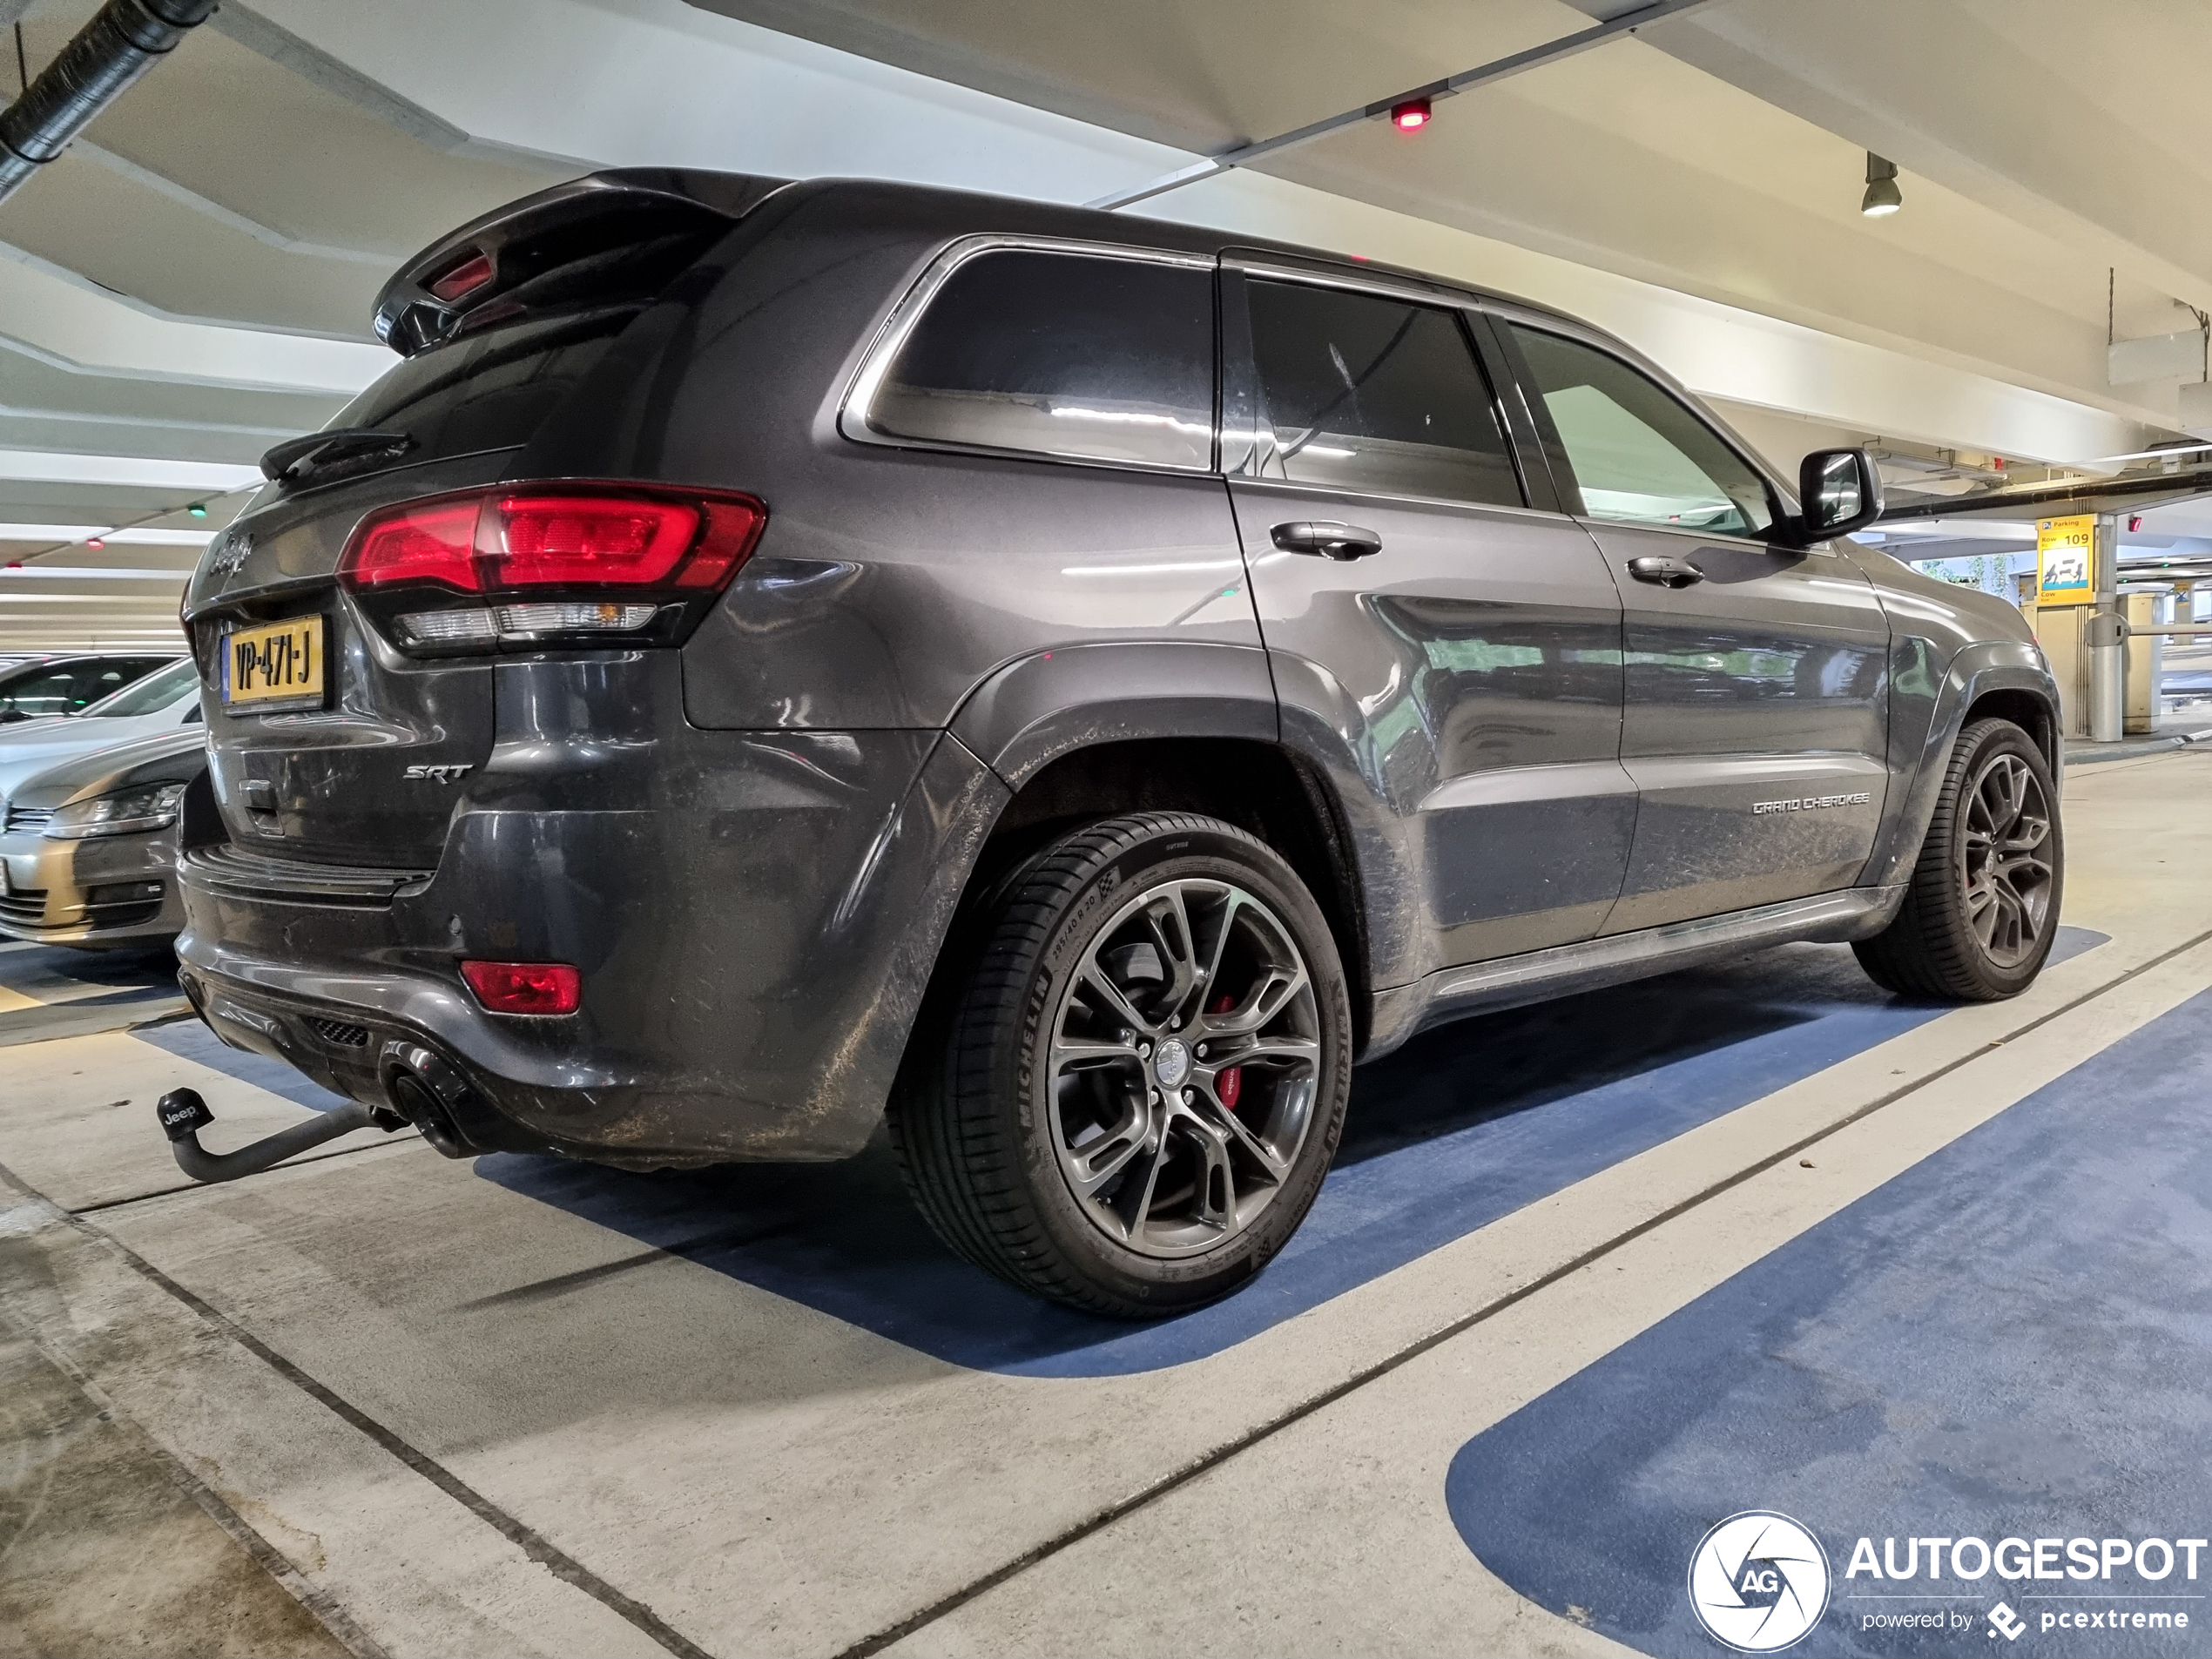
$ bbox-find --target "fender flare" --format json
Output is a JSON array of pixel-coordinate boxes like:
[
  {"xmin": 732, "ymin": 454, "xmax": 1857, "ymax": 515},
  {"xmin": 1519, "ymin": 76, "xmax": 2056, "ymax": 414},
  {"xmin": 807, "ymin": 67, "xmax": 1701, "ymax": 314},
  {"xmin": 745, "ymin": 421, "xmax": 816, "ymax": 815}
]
[
  {"xmin": 1861, "ymin": 639, "xmax": 2060, "ymax": 888},
  {"xmin": 947, "ymin": 640, "xmax": 1278, "ymax": 787}
]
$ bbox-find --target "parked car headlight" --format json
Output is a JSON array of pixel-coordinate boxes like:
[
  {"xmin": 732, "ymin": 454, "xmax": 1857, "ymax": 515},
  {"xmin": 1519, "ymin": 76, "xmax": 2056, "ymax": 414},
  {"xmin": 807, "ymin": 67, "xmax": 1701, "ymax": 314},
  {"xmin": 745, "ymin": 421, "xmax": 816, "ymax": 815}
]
[{"xmin": 43, "ymin": 782, "xmax": 187, "ymax": 840}]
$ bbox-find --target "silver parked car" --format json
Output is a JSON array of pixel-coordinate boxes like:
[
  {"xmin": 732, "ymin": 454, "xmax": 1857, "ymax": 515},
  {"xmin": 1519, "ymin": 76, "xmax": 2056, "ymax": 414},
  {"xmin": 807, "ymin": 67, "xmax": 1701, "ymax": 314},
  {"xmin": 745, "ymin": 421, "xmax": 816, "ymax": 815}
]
[
  {"xmin": 0, "ymin": 657, "xmax": 201, "ymax": 808},
  {"xmin": 0, "ymin": 726, "xmax": 203, "ymax": 948}
]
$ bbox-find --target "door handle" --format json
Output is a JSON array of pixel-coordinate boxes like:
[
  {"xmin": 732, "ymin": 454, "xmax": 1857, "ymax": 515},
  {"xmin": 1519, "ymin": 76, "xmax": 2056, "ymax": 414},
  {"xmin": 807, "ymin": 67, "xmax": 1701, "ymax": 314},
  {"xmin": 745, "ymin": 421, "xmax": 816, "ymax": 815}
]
[
  {"xmin": 1626, "ymin": 554, "xmax": 1705, "ymax": 589},
  {"xmin": 1271, "ymin": 520, "xmax": 1383, "ymax": 561}
]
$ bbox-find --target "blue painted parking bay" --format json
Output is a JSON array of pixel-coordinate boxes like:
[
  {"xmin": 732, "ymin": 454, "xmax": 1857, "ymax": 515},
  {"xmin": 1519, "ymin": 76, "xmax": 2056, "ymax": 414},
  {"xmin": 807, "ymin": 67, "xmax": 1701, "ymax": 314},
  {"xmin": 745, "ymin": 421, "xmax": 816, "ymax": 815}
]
[
  {"xmin": 118, "ymin": 927, "xmax": 2090, "ymax": 1379},
  {"xmin": 1446, "ymin": 974, "xmax": 2212, "ymax": 1657}
]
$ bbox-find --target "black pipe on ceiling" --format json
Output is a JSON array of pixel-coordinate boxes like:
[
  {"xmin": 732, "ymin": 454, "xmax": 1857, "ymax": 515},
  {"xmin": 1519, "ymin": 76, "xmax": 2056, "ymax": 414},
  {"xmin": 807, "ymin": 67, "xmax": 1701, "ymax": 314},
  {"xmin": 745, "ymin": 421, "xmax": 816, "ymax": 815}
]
[{"xmin": 0, "ymin": 0, "xmax": 218, "ymax": 205}]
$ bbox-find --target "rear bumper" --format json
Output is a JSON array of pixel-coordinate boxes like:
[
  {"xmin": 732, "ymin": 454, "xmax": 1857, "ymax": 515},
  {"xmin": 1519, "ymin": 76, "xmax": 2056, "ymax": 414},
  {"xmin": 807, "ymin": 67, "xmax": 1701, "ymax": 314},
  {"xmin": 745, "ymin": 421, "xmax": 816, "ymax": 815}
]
[
  {"xmin": 176, "ymin": 724, "xmax": 1007, "ymax": 1167},
  {"xmin": 0, "ymin": 825, "xmax": 183, "ymax": 948}
]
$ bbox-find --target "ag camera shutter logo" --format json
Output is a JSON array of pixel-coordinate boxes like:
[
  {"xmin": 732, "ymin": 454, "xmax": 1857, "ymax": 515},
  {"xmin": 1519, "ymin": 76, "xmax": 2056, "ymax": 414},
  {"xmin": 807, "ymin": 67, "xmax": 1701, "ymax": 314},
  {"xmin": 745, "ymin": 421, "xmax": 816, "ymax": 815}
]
[{"xmin": 1688, "ymin": 1511, "xmax": 1831, "ymax": 1652}]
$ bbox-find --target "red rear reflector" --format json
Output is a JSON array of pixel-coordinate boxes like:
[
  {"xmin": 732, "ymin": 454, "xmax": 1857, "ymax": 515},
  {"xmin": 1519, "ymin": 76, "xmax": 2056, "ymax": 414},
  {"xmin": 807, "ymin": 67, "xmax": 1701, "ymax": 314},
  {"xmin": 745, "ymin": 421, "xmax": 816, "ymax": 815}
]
[
  {"xmin": 496, "ymin": 497, "xmax": 699, "ymax": 586},
  {"xmin": 429, "ymin": 251, "xmax": 495, "ymax": 303},
  {"xmin": 462, "ymin": 960, "xmax": 580, "ymax": 1015}
]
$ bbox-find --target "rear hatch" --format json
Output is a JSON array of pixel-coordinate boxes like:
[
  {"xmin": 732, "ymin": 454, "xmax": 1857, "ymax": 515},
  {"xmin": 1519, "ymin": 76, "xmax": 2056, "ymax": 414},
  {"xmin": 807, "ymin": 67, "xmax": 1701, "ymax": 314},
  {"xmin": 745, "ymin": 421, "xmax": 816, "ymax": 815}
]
[{"xmin": 184, "ymin": 170, "xmax": 786, "ymax": 867}]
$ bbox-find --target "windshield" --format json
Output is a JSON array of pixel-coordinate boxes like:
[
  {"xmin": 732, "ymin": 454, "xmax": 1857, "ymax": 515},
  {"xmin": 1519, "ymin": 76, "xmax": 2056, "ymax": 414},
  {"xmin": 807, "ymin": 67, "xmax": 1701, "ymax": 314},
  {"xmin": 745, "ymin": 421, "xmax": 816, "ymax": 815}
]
[{"xmin": 78, "ymin": 657, "xmax": 195, "ymax": 717}]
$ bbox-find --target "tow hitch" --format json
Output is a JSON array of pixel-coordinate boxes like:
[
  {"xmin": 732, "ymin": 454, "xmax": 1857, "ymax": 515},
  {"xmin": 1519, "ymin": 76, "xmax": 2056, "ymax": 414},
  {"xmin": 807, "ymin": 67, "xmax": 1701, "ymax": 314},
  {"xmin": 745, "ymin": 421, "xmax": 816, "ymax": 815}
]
[{"xmin": 156, "ymin": 1089, "xmax": 401, "ymax": 1184}]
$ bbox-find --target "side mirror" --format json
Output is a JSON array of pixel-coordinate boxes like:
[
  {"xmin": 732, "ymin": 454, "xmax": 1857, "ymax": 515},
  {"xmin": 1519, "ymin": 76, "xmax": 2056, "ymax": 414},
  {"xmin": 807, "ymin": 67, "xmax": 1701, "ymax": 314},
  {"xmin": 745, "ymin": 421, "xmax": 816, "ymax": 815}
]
[{"xmin": 1789, "ymin": 448, "xmax": 1883, "ymax": 543}]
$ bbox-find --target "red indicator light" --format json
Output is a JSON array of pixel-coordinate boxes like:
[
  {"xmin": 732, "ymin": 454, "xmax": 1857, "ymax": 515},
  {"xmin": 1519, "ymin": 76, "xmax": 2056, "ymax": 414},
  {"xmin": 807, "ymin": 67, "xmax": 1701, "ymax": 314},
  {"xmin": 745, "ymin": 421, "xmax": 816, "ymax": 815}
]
[
  {"xmin": 85, "ymin": 536, "xmax": 105, "ymax": 549},
  {"xmin": 429, "ymin": 251, "xmax": 495, "ymax": 304},
  {"xmin": 462, "ymin": 960, "xmax": 581, "ymax": 1015},
  {"xmin": 1391, "ymin": 97, "xmax": 1432, "ymax": 132}
]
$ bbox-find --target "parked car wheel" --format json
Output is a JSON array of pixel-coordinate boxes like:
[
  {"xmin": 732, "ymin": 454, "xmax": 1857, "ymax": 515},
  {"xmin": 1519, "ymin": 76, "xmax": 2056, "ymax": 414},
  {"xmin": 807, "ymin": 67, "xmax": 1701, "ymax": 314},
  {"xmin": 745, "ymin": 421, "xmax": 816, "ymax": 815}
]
[
  {"xmin": 890, "ymin": 812, "xmax": 1352, "ymax": 1318},
  {"xmin": 1854, "ymin": 718, "xmax": 2062, "ymax": 1001}
]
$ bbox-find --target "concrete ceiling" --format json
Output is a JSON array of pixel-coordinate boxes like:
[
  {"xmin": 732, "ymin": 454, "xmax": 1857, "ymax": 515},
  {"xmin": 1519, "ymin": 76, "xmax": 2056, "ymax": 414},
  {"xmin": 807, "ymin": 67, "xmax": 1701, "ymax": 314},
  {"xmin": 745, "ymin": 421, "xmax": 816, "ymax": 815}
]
[{"xmin": 3, "ymin": 0, "xmax": 2209, "ymax": 647}]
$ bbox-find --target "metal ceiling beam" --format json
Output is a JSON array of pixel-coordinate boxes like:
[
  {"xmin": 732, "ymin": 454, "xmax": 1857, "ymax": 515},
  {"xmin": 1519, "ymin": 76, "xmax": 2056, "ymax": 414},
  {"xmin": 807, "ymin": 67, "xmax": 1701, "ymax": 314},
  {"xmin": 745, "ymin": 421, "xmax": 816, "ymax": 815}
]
[
  {"xmin": 1086, "ymin": 0, "xmax": 1727, "ymax": 211},
  {"xmin": 1878, "ymin": 464, "xmax": 2212, "ymax": 525}
]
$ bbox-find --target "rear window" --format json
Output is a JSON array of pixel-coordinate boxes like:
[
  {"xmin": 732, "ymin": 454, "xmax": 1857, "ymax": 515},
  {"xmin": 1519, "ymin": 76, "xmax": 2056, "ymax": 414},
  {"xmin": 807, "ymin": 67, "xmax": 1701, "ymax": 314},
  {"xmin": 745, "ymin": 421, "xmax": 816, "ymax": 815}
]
[
  {"xmin": 328, "ymin": 309, "xmax": 631, "ymax": 470},
  {"xmin": 860, "ymin": 249, "xmax": 1215, "ymax": 471}
]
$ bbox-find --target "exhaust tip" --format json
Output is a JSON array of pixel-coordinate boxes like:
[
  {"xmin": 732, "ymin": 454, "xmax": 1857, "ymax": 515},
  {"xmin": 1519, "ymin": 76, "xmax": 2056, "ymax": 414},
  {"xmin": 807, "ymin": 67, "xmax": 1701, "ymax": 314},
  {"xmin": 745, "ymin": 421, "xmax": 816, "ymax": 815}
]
[{"xmin": 388, "ymin": 1071, "xmax": 469, "ymax": 1159}]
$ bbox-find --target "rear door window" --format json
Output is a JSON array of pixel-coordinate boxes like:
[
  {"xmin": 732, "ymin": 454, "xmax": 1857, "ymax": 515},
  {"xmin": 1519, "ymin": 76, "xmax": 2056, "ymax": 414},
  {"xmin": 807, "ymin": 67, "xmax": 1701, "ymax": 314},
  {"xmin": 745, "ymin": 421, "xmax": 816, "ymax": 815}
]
[
  {"xmin": 1509, "ymin": 325, "xmax": 1776, "ymax": 537},
  {"xmin": 1244, "ymin": 279, "xmax": 1521, "ymax": 508},
  {"xmin": 860, "ymin": 248, "xmax": 1215, "ymax": 470}
]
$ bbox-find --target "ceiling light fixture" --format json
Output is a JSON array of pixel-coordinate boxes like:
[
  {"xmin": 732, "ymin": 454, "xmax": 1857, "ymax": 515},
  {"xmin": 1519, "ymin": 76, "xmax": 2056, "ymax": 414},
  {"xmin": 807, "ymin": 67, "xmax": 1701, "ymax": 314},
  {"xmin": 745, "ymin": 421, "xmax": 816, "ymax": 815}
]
[
  {"xmin": 1861, "ymin": 152, "xmax": 1902, "ymax": 217},
  {"xmin": 1390, "ymin": 97, "xmax": 1432, "ymax": 132}
]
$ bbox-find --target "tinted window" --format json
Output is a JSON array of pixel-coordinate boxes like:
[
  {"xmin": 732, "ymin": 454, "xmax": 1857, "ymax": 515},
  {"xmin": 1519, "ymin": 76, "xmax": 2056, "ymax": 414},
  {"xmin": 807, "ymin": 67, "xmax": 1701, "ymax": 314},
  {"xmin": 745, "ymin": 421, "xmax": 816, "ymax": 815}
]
[
  {"xmin": 866, "ymin": 249, "xmax": 1214, "ymax": 470},
  {"xmin": 1245, "ymin": 280, "xmax": 1520, "ymax": 507},
  {"xmin": 0, "ymin": 668, "xmax": 79, "ymax": 719},
  {"xmin": 1510, "ymin": 326, "xmax": 1775, "ymax": 537},
  {"xmin": 69, "ymin": 664, "xmax": 132, "ymax": 704},
  {"xmin": 333, "ymin": 310, "xmax": 629, "ymax": 475},
  {"xmin": 83, "ymin": 658, "xmax": 195, "ymax": 716}
]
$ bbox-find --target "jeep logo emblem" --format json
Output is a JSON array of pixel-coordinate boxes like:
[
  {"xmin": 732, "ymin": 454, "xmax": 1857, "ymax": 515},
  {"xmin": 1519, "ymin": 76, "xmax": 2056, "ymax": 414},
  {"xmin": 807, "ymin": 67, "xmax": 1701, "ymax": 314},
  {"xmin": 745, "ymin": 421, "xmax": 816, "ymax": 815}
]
[{"xmin": 206, "ymin": 531, "xmax": 252, "ymax": 577}]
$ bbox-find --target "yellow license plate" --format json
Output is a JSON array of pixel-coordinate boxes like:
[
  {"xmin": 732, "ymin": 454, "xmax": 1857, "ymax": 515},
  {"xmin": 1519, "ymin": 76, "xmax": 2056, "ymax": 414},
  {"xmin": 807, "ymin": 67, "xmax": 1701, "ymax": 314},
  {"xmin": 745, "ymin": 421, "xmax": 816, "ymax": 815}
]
[{"xmin": 222, "ymin": 615, "xmax": 326, "ymax": 709}]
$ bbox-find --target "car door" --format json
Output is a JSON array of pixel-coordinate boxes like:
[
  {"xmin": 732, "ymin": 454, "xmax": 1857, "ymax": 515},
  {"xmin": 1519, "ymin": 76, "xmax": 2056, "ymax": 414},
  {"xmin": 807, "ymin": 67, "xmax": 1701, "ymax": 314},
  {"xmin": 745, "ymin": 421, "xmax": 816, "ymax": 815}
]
[
  {"xmin": 1224, "ymin": 264, "xmax": 1632, "ymax": 974},
  {"xmin": 1500, "ymin": 321, "xmax": 1891, "ymax": 934}
]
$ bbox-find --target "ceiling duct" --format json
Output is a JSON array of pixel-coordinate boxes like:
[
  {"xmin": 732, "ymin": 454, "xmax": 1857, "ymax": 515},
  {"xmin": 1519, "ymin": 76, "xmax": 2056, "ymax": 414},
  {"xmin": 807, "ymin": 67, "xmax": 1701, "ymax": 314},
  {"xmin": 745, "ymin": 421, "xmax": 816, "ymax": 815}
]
[{"xmin": 0, "ymin": 0, "xmax": 218, "ymax": 206}]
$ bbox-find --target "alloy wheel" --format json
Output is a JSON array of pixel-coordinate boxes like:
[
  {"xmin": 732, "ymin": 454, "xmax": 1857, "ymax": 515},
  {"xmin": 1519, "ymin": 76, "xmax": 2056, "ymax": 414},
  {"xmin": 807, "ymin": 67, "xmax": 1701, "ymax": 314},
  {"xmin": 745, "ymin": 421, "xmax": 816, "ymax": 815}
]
[
  {"xmin": 1045, "ymin": 877, "xmax": 1321, "ymax": 1258},
  {"xmin": 1959, "ymin": 751, "xmax": 2054, "ymax": 968}
]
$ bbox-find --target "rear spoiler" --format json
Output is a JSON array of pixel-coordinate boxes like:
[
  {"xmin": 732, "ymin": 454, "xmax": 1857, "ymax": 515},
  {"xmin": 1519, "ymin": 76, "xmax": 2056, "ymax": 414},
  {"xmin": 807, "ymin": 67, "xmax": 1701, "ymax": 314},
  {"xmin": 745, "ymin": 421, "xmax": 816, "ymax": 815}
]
[{"xmin": 373, "ymin": 168, "xmax": 790, "ymax": 357}]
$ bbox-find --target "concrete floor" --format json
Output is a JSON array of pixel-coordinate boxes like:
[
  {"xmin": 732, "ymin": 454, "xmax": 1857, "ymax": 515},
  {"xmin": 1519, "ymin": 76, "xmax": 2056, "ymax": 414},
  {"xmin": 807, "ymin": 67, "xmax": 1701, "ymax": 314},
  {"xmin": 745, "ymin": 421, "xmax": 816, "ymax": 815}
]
[{"xmin": 3, "ymin": 746, "xmax": 2210, "ymax": 1659}]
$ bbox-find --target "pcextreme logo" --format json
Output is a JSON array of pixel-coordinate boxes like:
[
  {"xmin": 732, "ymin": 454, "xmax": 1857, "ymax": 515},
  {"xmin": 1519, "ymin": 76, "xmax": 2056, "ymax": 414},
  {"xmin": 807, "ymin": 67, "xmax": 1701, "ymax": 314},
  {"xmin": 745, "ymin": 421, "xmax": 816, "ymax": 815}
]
[{"xmin": 1689, "ymin": 1511, "xmax": 1831, "ymax": 1652}]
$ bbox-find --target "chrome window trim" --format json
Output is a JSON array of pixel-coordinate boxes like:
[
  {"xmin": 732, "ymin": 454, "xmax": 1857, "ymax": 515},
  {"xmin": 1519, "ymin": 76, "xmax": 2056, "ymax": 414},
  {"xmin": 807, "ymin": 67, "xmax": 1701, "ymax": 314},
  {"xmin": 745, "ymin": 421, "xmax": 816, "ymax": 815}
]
[
  {"xmin": 1224, "ymin": 255, "xmax": 1486, "ymax": 314},
  {"xmin": 839, "ymin": 233, "xmax": 1220, "ymax": 475}
]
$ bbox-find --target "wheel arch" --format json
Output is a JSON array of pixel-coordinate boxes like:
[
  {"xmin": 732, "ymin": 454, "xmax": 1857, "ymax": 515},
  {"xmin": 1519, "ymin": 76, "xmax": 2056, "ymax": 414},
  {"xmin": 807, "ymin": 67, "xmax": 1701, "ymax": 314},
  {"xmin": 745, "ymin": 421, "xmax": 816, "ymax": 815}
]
[{"xmin": 1862, "ymin": 641, "xmax": 2061, "ymax": 889}]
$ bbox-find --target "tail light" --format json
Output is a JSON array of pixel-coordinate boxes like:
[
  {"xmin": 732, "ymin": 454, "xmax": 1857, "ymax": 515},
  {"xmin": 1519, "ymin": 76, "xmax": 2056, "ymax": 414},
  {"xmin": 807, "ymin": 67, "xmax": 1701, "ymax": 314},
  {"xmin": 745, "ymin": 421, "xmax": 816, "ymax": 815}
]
[{"xmin": 338, "ymin": 484, "xmax": 765, "ymax": 654}]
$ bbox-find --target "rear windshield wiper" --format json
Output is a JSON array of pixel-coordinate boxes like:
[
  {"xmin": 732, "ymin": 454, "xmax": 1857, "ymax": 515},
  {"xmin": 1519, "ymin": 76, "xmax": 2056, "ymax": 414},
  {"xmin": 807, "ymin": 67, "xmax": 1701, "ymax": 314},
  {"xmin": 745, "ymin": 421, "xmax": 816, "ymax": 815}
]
[{"xmin": 260, "ymin": 427, "xmax": 416, "ymax": 482}]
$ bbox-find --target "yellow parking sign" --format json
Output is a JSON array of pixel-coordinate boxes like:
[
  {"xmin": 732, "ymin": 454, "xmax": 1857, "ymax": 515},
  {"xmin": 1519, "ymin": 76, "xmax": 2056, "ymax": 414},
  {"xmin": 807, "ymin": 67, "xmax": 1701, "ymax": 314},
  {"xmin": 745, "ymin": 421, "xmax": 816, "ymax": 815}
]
[{"xmin": 2036, "ymin": 514, "xmax": 2094, "ymax": 604}]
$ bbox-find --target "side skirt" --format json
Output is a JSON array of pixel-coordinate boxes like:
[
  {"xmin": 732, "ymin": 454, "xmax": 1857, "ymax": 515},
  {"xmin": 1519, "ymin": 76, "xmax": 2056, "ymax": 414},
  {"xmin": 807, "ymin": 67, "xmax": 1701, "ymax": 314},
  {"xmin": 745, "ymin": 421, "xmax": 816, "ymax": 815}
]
[{"xmin": 1362, "ymin": 885, "xmax": 1908, "ymax": 1061}]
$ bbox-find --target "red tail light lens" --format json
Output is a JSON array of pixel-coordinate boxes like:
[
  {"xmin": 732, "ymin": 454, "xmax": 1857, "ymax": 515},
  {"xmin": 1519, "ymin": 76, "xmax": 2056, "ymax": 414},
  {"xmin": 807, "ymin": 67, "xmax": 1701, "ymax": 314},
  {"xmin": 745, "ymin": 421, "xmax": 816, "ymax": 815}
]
[
  {"xmin": 462, "ymin": 960, "xmax": 581, "ymax": 1015},
  {"xmin": 496, "ymin": 497, "xmax": 699, "ymax": 585},
  {"xmin": 346, "ymin": 498, "xmax": 482, "ymax": 591},
  {"xmin": 339, "ymin": 487, "xmax": 766, "ymax": 598}
]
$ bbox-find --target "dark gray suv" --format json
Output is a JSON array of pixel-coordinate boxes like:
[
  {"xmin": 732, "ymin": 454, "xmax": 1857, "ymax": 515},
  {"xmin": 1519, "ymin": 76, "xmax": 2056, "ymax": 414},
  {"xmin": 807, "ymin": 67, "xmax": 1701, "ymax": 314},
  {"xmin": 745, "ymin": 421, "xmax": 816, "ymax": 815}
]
[{"xmin": 175, "ymin": 170, "xmax": 2062, "ymax": 1316}]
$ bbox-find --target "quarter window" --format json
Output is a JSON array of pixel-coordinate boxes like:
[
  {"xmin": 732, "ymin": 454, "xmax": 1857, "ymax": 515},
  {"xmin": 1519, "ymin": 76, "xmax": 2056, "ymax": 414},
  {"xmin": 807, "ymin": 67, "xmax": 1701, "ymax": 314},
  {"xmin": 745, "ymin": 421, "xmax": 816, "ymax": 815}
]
[
  {"xmin": 1244, "ymin": 280, "xmax": 1521, "ymax": 508},
  {"xmin": 862, "ymin": 248, "xmax": 1215, "ymax": 471},
  {"xmin": 1509, "ymin": 325, "xmax": 1776, "ymax": 537}
]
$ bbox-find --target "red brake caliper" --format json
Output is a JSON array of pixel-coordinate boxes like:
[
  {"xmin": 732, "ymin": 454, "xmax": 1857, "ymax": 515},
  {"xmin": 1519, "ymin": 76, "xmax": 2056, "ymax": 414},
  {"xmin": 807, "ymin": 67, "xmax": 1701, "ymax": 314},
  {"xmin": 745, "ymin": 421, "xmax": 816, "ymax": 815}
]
[{"xmin": 1210, "ymin": 994, "xmax": 1243, "ymax": 1109}]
